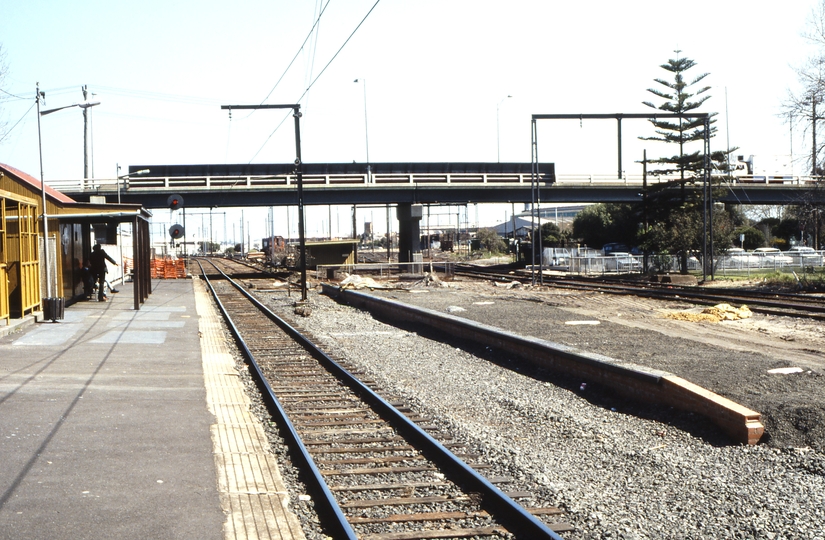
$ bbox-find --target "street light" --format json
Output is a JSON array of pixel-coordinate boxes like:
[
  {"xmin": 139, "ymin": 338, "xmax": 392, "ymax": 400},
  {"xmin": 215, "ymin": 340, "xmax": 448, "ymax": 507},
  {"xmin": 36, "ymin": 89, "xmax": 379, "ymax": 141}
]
[
  {"xmin": 36, "ymin": 83, "xmax": 101, "ymax": 319},
  {"xmin": 497, "ymin": 95, "xmax": 512, "ymax": 163},
  {"xmin": 116, "ymin": 165, "xmax": 150, "ymax": 204},
  {"xmin": 353, "ymin": 79, "xmax": 370, "ymax": 181}
]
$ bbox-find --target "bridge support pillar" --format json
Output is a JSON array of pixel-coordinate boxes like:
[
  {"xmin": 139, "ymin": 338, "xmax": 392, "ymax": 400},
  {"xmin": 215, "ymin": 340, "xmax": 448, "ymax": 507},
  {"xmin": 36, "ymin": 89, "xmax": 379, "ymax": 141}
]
[{"xmin": 396, "ymin": 203, "xmax": 422, "ymax": 264}]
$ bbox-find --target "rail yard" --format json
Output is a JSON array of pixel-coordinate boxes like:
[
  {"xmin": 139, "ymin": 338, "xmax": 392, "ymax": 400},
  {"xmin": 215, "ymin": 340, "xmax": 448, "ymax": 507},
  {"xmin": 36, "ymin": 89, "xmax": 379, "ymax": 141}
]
[{"xmin": 197, "ymin": 257, "xmax": 825, "ymax": 539}]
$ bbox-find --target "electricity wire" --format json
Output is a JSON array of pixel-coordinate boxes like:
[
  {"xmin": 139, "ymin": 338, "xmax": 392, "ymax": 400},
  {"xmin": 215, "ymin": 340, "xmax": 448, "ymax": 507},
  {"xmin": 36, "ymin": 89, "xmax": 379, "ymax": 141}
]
[
  {"xmin": 255, "ymin": 0, "xmax": 332, "ymax": 110},
  {"xmin": 90, "ymin": 84, "xmax": 228, "ymax": 106},
  {"xmin": 302, "ymin": 0, "xmax": 325, "ymax": 115},
  {"xmin": 248, "ymin": 0, "xmax": 381, "ymax": 162},
  {"xmin": 0, "ymin": 101, "xmax": 35, "ymax": 144},
  {"xmin": 0, "ymin": 87, "xmax": 28, "ymax": 100},
  {"xmin": 297, "ymin": 0, "xmax": 380, "ymax": 103}
]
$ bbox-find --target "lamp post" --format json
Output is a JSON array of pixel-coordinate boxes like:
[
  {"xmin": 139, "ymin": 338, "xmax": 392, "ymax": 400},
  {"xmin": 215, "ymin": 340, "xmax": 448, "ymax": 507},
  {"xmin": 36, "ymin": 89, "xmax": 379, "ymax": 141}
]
[
  {"xmin": 36, "ymin": 83, "xmax": 101, "ymax": 318},
  {"xmin": 497, "ymin": 95, "xmax": 512, "ymax": 163},
  {"xmin": 116, "ymin": 166, "xmax": 150, "ymax": 204},
  {"xmin": 353, "ymin": 79, "xmax": 370, "ymax": 181}
]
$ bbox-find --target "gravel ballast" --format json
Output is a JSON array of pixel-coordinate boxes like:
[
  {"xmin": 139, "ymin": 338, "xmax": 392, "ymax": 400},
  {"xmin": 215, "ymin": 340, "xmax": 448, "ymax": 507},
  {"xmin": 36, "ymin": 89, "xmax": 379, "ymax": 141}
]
[{"xmin": 257, "ymin": 283, "xmax": 825, "ymax": 540}]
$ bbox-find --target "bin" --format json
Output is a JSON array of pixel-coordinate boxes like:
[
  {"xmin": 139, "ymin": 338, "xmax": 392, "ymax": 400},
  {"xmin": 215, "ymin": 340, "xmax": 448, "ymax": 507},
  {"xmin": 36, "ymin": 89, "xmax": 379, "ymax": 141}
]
[{"xmin": 43, "ymin": 297, "xmax": 65, "ymax": 322}]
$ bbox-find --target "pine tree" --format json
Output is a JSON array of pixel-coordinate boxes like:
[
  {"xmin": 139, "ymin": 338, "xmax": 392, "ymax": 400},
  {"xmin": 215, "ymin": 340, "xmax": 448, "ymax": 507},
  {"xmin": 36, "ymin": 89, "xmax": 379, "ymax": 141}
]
[
  {"xmin": 641, "ymin": 51, "xmax": 717, "ymax": 182},
  {"xmin": 638, "ymin": 51, "xmax": 733, "ymax": 274}
]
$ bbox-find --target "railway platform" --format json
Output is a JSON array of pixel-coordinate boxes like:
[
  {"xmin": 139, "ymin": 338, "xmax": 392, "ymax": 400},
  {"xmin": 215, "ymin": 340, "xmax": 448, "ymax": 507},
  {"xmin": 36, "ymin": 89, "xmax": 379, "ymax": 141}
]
[{"xmin": 0, "ymin": 279, "xmax": 305, "ymax": 540}]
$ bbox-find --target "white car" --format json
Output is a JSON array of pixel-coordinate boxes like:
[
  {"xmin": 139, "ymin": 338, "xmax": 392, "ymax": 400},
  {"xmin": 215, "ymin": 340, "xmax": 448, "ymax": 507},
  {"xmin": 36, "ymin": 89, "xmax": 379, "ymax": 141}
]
[
  {"xmin": 751, "ymin": 247, "xmax": 793, "ymax": 266},
  {"xmin": 786, "ymin": 246, "xmax": 823, "ymax": 266},
  {"xmin": 724, "ymin": 248, "xmax": 758, "ymax": 268},
  {"xmin": 604, "ymin": 252, "xmax": 642, "ymax": 272}
]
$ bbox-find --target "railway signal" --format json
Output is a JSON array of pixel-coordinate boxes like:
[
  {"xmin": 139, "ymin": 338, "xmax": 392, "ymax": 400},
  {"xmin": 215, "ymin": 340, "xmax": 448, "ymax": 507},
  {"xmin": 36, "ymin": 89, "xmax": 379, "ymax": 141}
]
[
  {"xmin": 167, "ymin": 194, "xmax": 184, "ymax": 210},
  {"xmin": 169, "ymin": 224, "xmax": 184, "ymax": 240}
]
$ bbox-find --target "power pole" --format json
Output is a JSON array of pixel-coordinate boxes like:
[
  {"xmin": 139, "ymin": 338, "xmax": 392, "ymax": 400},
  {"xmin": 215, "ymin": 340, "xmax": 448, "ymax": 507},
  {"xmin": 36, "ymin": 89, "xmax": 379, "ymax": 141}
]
[
  {"xmin": 80, "ymin": 86, "xmax": 100, "ymax": 180},
  {"xmin": 83, "ymin": 85, "xmax": 89, "ymax": 179}
]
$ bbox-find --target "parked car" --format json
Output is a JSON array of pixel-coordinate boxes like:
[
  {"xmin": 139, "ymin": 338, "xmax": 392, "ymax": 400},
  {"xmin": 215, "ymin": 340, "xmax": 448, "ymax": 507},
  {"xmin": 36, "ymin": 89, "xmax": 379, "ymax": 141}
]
[
  {"xmin": 604, "ymin": 252, "xmax": 642, "ymax": 272},
  {"xmin": 724, "ymin": 248, "xmax": 758, "ymax": 268},
  {"xmin": 751, "ymin": 247, "xmax": 793, "ymax": 265},
  {"xmin": 602, "ymin": 242, "xmax": 631, "ymax": 256},
  {"xmin": 786, "ymin": 246, "xmax": 824, "ymax": 266},
  {"xmin": 543, "ymin": 247, "xmax": 571, "ymax": 267}
]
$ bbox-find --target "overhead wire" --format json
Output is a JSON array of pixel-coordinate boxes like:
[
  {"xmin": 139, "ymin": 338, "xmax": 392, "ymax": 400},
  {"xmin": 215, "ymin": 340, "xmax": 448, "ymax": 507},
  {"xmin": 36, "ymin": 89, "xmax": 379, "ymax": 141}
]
[
  {"xmin": 0, "ymin": 100, "xmax": 35, "ymax": 144},
  {"xmin": 1, "ymin": 85, "xmax": 77, "ymax": 106},
  {"xmin": 296, "ymin": 0, "xmax": 380, "ymax": 104},
  {"xmin": 0, "ymin": 87, "xmax": 28, "ymax": 100},
  {"xmin": 91, "ymin": 84, "xmax": 228, "ymax": 105},
  {"xmin": 302, "ymin": 0, "xmax": 325, "ymax": 114},
  {"xmin": 248, "ymin": 0, "xmax": 382, "ymax": 162},
  {"xmin": 229, "ymin": 0, "xmax": 332, "ymax": 160},
  {"xmin": 254, "ymin": 0, "xmax": 332, "ymax": 111}
]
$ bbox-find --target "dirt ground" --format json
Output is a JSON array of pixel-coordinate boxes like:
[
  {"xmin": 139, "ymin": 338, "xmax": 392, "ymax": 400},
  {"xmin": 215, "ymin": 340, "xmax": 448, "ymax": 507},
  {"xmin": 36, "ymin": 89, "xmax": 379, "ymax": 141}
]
[{"xmin": 361, "ymin": 276, "xmax": 825, "ymax": 452}]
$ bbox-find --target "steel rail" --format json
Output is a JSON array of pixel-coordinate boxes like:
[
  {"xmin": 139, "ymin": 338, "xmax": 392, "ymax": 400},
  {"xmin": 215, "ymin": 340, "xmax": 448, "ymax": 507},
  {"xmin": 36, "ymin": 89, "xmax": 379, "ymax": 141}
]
[
  {"xmin": 537, "ymin": 278, "xmax": 825, "ymax": 319},
  {"xmin": 200, "ymin": 259, "xmax": 566, "ymax": 540},
  {"xmin": 442, "ymin": 264, "xmax": 825, "ymax": 319},
  {"xmin": 196, "ymin": 259, "xmax": 359, "ymax": 540}
]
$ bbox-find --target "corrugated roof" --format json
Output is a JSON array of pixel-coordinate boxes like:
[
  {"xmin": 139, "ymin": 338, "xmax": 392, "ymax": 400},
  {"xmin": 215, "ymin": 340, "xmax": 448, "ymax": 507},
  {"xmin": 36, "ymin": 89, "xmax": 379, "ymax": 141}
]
[{"xmin": 0, "ymin": 162, "xmax": 77, "ymax": 204}]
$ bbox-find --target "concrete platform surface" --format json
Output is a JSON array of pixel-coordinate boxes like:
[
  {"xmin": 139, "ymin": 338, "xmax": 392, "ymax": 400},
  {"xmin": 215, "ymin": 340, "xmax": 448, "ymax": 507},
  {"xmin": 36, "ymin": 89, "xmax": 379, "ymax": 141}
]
[{"xmin": 0, "ymin": 280, "xmax": 240, "ymax": 539}]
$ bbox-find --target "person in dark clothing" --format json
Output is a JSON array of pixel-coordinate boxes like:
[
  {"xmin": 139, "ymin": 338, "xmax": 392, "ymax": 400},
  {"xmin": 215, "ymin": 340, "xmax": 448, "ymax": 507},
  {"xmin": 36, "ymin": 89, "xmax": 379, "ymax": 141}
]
[
  {"xmin": 80, "ymin": 259, "xmax": 95, "ymax": 299},
  {"xmin": 89, "ymin": 244, "xmax": 117, "ymax": 301}
]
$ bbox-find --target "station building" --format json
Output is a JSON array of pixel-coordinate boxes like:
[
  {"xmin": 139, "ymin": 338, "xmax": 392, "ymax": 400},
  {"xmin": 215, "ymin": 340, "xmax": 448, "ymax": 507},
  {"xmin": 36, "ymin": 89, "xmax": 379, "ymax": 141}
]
[{"xmin": 0, "ymin": 163, "xmax": 153, "ymax": 326}]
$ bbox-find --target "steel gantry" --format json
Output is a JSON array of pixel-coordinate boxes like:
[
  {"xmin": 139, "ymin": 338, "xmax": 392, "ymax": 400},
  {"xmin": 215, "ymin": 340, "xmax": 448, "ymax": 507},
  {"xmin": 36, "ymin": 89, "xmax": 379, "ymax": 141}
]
[
  {"xmin": 220, "ymin": 103, "xmax": 308, "ymax": 301},
  {"xmin": 530, "ymin": 112, "xmax": 712, "ymax": 283}
]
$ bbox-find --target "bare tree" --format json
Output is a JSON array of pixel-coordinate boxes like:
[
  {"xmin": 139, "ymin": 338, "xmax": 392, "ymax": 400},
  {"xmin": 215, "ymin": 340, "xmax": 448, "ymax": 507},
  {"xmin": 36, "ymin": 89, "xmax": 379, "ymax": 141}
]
[
  {"xmin": 785, "ymin": 1, "xmax": 825, "ymax": 175},
  {"xmin": 785, "ymin": 57, "xmax": 825, "ymax": 175},
  {"xmin": 783, "ymin": 2, "xmax": 825, "ymax": 249},
  {"xmin": 803, "ymin": 0, "xmax": 825, "ymax": 46},
  {"xmin": 0, "ymin": 44, "xmax": 8, "ymax": 142}
]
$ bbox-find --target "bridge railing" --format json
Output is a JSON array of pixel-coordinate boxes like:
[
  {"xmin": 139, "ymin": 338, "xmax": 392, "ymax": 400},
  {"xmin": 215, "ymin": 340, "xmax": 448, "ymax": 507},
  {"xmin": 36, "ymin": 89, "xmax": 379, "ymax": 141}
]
[
  {"xmin": 46, "ymin": 171, "xmax": 546, "ymax": 192},
  {"xmin": 553, "ymin": 174, "xmax": 820, "ymax": 185},
  {"xmin": 45, "ymin": 172, "xmax": 822, "ymax": 194}
]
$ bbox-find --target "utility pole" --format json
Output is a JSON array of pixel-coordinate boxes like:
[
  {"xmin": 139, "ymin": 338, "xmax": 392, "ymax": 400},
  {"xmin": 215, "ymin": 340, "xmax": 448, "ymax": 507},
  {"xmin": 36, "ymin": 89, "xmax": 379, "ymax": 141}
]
[
  {"xmin": 812, "ymin": 97, "xmax": 818, "ymax": 176},
  {"xmin": 351, "ymin": 205, "xmax": 357, "ymax": 240},
  {"xmin": 83, "ymin": 86, "xmax": 89, "ymax": 179},
  {"xmin": 80, "ymin": 86, "xmax": 100, "ymax": 179},
  {"xmin": 386, "ymin": 204, "xmax": 390, "ymax": 262}
]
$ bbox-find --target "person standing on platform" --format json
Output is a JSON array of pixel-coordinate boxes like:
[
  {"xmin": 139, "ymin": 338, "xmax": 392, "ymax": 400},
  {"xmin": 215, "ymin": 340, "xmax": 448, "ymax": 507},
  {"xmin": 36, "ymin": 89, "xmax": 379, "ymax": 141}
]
[
  {"xmin": 90, "ymin": 244, "xmax": 117, "ymax": 301},
  {"xmin": 80, "ymin": 259, "xmax": 95, "ymax": 299}
]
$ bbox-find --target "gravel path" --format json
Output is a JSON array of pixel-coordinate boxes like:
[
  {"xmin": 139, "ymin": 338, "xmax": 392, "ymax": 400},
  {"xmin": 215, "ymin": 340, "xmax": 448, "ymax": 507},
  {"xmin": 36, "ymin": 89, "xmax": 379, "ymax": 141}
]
[
  {"xmin": 259, "ymin": 283, "xmax": 825, "ymax": 540},
  {"xmin": 365, "ymin": 283, "xmax": 825, "ymax": 452}
]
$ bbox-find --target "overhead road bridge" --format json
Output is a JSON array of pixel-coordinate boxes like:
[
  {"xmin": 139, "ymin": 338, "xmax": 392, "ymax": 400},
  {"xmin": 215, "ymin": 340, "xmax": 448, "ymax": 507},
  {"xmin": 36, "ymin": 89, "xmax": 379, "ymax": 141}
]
[
  {"xmin": 55, "ymin": 162, "xmax": 555, "ymax": 208},
  {"xmin": 50, "ymin": 162, "xmax": 824, "ymax": 208}
]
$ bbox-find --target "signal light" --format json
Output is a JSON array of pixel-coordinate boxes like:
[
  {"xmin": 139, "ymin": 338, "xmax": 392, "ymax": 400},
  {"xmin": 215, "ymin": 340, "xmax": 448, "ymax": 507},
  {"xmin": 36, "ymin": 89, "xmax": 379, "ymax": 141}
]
[
  {"xmin": 167, "ymin": 194, "xmax": 184, "ymax": 210},
  {"xmin": 169, "ymin": 224, "xmax": 185, "ymax": 240}
]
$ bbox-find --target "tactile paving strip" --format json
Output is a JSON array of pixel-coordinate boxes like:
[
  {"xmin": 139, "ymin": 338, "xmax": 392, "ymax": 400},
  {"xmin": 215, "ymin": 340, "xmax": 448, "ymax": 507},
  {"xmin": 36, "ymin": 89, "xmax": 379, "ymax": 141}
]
[{"xmin": 194, "ymin": 278, "xmax": 307, "ymax": 540}]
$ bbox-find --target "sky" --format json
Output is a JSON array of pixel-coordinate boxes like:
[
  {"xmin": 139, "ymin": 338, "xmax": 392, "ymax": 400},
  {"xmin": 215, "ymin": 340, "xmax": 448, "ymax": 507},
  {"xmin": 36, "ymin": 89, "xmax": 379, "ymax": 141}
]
[{"xmin": 0, "ymin": 0, "xmax": 821, "ymax": 247}]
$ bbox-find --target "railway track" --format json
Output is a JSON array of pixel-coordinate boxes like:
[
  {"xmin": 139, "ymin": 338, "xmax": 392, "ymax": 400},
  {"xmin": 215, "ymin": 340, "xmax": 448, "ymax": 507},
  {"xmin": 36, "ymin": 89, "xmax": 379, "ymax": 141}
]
[
  {"xmin": 443, "ymin": 263, "xmax": 825, "ymax": 321},
  {"xmin": 196, "ymin": 258, "xmax": 572, "ymax": 539}
]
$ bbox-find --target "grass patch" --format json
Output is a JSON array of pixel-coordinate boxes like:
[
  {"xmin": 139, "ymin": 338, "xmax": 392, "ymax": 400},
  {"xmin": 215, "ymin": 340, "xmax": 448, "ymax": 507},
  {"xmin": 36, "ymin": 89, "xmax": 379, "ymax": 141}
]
[
  {"xmin": 767, "ymin": 269, "xmax": 825, "ymax": 292},
  {"xmin": 702, "ymin": 268, "xmax": 825, "ymax": 292}
]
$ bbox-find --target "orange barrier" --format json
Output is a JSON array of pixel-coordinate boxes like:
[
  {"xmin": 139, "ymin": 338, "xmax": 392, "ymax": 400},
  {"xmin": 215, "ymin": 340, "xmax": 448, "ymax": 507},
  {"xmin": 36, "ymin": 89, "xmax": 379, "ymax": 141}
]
[{"xmin": 150, "ymin": 258, "xmax": 187, "ymax": 279}]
